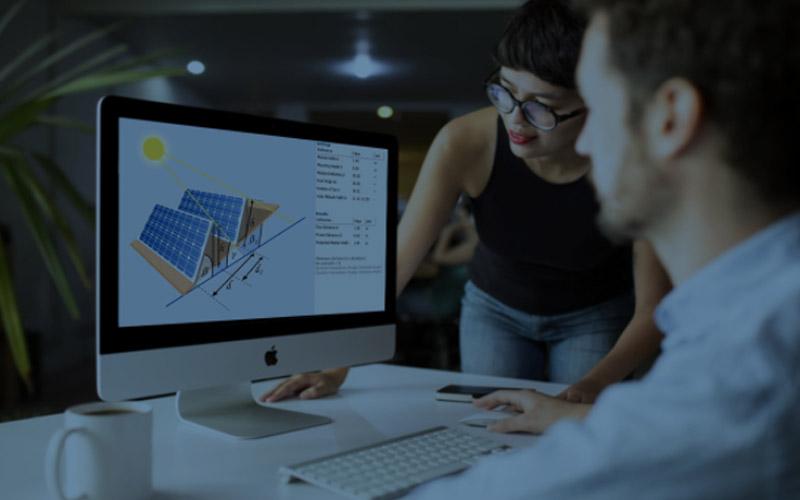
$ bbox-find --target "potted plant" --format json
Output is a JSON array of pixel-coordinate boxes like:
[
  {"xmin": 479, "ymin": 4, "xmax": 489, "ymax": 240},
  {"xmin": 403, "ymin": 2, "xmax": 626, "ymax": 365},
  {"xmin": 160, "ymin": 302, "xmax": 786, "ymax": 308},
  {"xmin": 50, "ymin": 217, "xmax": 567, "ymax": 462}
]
[{"xmin": 0, "ymin": 0, "xmax": 185, "ymax": 392}]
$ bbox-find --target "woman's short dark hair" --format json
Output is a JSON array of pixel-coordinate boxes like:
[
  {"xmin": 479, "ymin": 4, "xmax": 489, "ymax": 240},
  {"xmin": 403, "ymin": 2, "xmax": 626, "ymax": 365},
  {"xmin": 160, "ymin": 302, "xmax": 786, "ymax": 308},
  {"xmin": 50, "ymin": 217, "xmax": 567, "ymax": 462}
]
[{"xmin": 493, "ymin": 0, "xmax": 588, "ymax": 89}]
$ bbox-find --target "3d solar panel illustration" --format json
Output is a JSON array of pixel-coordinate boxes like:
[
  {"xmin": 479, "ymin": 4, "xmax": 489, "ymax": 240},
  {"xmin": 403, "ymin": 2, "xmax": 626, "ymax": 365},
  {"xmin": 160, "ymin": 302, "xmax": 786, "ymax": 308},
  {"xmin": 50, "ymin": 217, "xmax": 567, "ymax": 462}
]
[
  {"xmin": 131, "ymin": 190, "xmax": 279, "ymax": 295},
  {"xmin": 178, "ymin": 190, "xmax": 244, "ymax": 242}
]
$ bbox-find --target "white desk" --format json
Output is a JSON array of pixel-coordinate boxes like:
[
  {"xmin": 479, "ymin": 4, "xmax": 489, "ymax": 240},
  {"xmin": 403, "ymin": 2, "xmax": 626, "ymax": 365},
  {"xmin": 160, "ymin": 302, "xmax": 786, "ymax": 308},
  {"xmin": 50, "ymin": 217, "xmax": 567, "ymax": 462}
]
[{"xmin": 0, "ymin": 364, "xmax": 565, "ymax": 500}]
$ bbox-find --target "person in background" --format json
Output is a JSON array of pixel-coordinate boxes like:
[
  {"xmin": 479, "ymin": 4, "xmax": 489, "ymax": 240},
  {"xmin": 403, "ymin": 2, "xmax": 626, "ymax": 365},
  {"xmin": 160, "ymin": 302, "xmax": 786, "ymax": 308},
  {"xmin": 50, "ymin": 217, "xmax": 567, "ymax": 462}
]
[
  {"xmin": 430, "ymin": 199, "xmax": 479, "ymax": 268},
  {"xmin": 392, "ymin": 199, "xmax": 478, "ymax": 369},
  {"xmin": 409, "ymin": 0, "xmax": 800, "ymax": 497},
  {"xmin": 396, "ymin": 198, "xmax": 479, "ymax": 324},
  {"xmin": 262, "ymin": 0, "xmax": 670, "ymax": 406}
]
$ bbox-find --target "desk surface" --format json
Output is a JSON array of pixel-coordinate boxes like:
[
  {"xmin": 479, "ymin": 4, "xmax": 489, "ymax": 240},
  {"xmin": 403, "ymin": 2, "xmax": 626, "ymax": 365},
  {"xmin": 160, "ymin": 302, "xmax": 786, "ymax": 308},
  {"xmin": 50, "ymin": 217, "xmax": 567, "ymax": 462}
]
[{"xmin": 1, "ymin": 364, "xmax": 565, "ymax": 500}]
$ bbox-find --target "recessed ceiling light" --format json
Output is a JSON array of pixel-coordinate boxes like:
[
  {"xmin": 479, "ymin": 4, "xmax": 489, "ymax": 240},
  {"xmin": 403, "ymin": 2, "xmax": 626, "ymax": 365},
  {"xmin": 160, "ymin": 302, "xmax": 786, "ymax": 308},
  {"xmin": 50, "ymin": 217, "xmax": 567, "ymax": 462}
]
[
  {"xmin": 377, "ymin": 105, "xmax": 394, "ymax": 119},
  {"xmin": 336, "ymin": 54, "xmax": 388, "ymax": 79},
  {"xmin": 187, "ymin": 60, "xmax": 205, "ymax": 75},
  {"xmin": 352, "ymin": 54, "xmax": 378, "ymax": 79}
]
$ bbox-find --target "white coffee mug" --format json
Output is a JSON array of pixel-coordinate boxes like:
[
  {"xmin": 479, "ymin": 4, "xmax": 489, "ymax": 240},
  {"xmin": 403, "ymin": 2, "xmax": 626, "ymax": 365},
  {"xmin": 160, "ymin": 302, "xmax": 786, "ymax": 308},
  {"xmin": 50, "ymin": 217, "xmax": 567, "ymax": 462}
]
[{"xmin": 45, "ymin": 401, "xmax": 153, "ymax": 500}]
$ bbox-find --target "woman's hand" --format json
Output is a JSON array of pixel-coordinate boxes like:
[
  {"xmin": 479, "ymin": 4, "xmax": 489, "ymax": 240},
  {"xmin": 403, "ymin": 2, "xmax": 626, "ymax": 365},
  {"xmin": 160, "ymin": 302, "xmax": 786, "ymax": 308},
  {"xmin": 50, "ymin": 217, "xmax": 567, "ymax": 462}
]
[{"xmin": 260, "ymin": 367, "xmax": 349, "ymax": 402}]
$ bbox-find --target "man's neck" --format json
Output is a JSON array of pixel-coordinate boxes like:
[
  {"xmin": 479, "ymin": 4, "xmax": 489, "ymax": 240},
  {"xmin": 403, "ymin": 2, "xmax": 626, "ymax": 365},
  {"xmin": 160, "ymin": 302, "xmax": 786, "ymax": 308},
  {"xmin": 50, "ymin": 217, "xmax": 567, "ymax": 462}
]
[{"xmin": 649, "ymin": 167, "xmax": 795, "ymax": 286}]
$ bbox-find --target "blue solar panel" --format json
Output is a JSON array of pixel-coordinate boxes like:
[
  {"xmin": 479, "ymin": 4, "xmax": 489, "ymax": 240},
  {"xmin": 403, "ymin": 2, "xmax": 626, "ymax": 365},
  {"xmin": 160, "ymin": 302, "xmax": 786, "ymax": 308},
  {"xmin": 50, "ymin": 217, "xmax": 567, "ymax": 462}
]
[
  {"xmin": 178, "ymin": 190, "xmax": 244, "ymax": 242},
  {"xmin": 139, "ymin": 204, "xmax": 210, "ymax": 279}
]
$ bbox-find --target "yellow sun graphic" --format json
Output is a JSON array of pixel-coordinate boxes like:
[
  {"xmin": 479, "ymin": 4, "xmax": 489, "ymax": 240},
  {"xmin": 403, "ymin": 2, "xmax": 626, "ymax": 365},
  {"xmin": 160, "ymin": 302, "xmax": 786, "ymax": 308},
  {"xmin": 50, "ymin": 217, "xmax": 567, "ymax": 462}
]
[{"xmin": 142, "ymin": 136, "xmax": 166, "ymax": 162}]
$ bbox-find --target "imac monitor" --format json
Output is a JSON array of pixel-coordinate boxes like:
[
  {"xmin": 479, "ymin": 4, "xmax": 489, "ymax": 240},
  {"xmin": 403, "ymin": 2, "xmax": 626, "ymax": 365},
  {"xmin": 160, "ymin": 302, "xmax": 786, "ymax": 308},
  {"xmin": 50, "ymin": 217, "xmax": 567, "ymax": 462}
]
[{"xmin": 97, "ymin": 96, "xmax": 396, "ymax": 438}]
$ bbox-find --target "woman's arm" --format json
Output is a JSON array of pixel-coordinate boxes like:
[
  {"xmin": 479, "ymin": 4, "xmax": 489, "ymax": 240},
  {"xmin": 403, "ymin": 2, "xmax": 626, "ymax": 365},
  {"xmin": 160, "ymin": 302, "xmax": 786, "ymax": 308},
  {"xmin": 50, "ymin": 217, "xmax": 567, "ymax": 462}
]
[
  {"xmin": 396, "ymin": 115, "xmax": 488, "ymax": 294},
  {"xmin": 559, "ymin": 240, "xmax": 672, "ymax": 403}
]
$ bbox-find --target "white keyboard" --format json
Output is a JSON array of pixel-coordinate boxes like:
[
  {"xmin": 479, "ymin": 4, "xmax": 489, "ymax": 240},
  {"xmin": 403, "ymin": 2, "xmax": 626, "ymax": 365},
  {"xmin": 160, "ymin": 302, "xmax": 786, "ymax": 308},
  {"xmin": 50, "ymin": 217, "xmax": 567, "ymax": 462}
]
[{"xmin": 280, "ymin": 426, "xmax": 510, "ymax": 499}]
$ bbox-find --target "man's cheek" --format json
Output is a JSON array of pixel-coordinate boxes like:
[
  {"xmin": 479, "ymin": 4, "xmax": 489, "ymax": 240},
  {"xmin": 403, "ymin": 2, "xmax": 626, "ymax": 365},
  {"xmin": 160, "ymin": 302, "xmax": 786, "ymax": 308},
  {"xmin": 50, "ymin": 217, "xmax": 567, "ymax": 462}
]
[
  {"xmin": 595, "ymin": 169, "xmax": 614, "ymax": 199},
  {"xmin": 590, "ymin": 151, "xmax": 617, "ymax": 197}
]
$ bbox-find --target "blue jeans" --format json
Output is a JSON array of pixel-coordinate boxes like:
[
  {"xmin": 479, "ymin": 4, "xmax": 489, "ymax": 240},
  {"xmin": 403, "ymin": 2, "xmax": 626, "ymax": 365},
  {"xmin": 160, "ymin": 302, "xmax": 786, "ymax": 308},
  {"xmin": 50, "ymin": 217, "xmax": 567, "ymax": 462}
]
[{"xmin": 459, "ymin": 280, "xmax": 634, "ymax": 384}]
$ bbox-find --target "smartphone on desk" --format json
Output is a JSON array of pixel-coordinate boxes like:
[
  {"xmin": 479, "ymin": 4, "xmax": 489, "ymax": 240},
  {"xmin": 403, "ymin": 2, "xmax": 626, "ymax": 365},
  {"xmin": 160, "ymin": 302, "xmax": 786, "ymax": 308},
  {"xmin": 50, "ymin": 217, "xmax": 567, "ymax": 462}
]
[{"xmin": 435, "ymin": 384, "xmax": 526, "ymax": 402}]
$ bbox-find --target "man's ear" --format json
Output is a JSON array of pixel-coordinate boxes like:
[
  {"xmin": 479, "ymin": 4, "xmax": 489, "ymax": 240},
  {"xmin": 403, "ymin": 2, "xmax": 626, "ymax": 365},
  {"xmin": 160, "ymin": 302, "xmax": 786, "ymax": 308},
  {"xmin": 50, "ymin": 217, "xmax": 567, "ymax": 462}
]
[{"xmin": 644, "ymin": 78, "xmax": 704, "ymax": 161}]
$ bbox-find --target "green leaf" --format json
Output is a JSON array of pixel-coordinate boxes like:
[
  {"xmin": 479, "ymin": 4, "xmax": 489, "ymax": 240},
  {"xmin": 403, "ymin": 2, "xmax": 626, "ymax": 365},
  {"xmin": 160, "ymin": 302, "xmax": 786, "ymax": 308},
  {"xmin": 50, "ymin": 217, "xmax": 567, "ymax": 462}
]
[
  {"xmin": 2, "ymin": 21, "xmax": 124, "ymax": 101},
  {"xmin": 44, "ymin": 67, "xmax": 187, "ymax": 99},
  {"xmin": 0, "ymin": 0, "xmax": 27, "ymax": 41},
  {"xmin": 23, "ymin": 43, "xmax": 128, "ymax": 102},
  {"xmin": 0, "ymin": 145, "xmax": 19, "ymax": 158},
  {"xmin": 32, "ymin": 153, "xmax": 95, "ymax": 225},
  {"xmin": 0, "ymin": 31, "xmax": 55, "ymax": 85},
  {"xmin": 0, "ymin": 98, "xmax": 55, "ymax": 144},
  {"xmin": 1, "ymin": 159, "xmax": 80, "ymax": 319},
  {"xmin": 34, "ymin": 115, "xmax": 95, "ymax": 134},
  {"xmin": 0, "ymin": 226, "xmax": 32, "ymax": 391},
  {"xmin": 14, "ymin": 158, "xmax": 91, "ymax": 289}
]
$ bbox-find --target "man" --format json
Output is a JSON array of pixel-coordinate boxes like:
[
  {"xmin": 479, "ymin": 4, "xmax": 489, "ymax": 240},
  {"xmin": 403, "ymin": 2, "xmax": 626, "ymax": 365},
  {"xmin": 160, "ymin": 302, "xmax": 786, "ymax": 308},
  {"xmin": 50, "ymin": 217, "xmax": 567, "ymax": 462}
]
[{"xmin": 408, "ymin": 0, "xmax": 800, "ymax": 498}]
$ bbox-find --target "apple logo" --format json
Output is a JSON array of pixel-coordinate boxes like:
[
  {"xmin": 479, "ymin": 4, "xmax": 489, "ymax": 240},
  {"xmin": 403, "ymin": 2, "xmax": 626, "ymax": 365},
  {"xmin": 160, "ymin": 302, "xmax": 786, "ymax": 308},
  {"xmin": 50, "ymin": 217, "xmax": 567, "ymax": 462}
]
[{"xmin": 264, "ymin": 345, "xmax": 278, "ymax": 366}]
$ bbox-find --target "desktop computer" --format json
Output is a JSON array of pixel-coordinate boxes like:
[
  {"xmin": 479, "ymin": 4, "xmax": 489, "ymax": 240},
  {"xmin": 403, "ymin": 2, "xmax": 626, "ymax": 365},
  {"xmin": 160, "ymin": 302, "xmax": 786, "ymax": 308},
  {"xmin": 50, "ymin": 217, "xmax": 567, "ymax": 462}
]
[
  {"xmin": 96, "ymin": 96, "xmax": 397, "ymax": 439},
  {"xmin": 96, "ymin": 97, "xmax": 509, "ymax": 499}
]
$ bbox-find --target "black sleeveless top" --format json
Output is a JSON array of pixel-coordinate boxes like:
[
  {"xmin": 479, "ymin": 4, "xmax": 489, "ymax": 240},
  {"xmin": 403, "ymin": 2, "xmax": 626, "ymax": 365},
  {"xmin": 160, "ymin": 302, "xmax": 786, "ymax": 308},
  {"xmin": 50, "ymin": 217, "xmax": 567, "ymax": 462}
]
[{"xmin": 469, "ymin": 118, "xmax": 633, "ymax": 315}]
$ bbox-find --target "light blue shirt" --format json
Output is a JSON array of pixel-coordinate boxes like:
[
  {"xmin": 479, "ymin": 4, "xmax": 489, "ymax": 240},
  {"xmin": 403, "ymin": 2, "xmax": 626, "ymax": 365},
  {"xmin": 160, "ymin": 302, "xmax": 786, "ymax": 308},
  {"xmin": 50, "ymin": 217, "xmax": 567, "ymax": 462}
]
[{"xmin": 409, "ymin": 211, "xmax": 800, "ymax": 500}]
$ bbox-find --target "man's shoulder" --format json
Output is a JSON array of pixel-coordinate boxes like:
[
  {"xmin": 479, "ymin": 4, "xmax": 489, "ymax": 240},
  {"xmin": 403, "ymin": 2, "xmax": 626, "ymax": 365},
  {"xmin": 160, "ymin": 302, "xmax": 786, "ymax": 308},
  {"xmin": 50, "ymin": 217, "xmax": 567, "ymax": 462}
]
[
  {"xmin": 748, "ymin": 252, "xmax": 800, "ymax": 331},
  {"xmin": 756, "ymin": 276, "xmax": 800, "ymax": 363}
]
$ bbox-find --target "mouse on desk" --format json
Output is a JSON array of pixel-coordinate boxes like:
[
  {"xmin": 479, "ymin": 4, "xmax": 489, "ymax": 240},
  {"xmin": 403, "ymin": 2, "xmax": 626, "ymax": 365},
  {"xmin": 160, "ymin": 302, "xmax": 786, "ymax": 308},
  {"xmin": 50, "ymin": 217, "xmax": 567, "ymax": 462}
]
[{"xmin": 459, "ymin": 407, "xmax": 519, "ymax": 428}]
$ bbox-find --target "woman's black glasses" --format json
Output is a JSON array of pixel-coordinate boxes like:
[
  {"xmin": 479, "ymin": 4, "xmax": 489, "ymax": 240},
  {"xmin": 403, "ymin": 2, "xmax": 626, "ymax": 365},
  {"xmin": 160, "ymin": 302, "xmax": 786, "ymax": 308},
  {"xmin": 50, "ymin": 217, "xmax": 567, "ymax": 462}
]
[{"xmin": 485, "ymin": 71, "xmax": 585, "ymax": 131}]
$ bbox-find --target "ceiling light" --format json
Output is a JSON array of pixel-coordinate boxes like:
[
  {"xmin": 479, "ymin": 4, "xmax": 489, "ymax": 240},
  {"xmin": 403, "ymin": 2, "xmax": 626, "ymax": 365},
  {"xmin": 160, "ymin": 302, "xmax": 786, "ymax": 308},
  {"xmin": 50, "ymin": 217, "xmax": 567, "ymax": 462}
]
[
  {"xmin": 187, "ymin": 60, "xmax": 205, "ymax": 75},
  {"xmin": 353, "ymin": 54, "xmax": 378, "ymax": 79},
  {"xmin": 377, "ymin": 106, "xmax": 394, "ymax": 119},
  {"xmin": 336, "ymin": 54, "xmax": 389, "ymax": 80}
]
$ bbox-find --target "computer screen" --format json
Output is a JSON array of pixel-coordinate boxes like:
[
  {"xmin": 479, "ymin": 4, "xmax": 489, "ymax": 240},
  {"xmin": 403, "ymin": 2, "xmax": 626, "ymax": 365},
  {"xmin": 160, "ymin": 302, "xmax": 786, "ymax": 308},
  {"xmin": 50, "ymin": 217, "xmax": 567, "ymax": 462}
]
[
  {"xmin": 97, "ymin": 97, "xmax": 396, "ymax": 433},
  {"xmin": 118, "ymin": 118, "xmax": 388, "ymax": 327}
]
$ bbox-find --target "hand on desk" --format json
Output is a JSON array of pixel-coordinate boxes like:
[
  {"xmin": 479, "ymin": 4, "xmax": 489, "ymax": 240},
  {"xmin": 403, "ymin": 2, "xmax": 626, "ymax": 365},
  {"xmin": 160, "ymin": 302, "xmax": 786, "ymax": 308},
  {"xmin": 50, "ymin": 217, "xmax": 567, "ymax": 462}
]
[
  {"xmin": 260, "ymin": 367, "xmax": 349, "ymax": 402},
  {"xmin": 474, "ymin": 389, "xmax": 591, "ymax": 434}
]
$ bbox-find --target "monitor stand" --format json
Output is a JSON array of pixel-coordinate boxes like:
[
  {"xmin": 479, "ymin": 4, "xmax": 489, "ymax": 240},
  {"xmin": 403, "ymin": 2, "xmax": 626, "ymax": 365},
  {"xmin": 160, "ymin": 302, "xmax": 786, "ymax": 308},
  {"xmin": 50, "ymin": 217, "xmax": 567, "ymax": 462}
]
[{"xmin": 176, "ymin": 382, "xmax": 332, "ymax": 439}]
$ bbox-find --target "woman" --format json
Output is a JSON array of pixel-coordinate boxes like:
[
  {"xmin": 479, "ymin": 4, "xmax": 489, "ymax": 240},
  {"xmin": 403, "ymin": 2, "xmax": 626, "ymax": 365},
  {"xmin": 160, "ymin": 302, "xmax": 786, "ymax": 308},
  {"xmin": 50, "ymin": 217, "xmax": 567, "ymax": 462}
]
[{"xmin": 262, "ymin": 0, "xmax": 670, "ymax": 405}]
